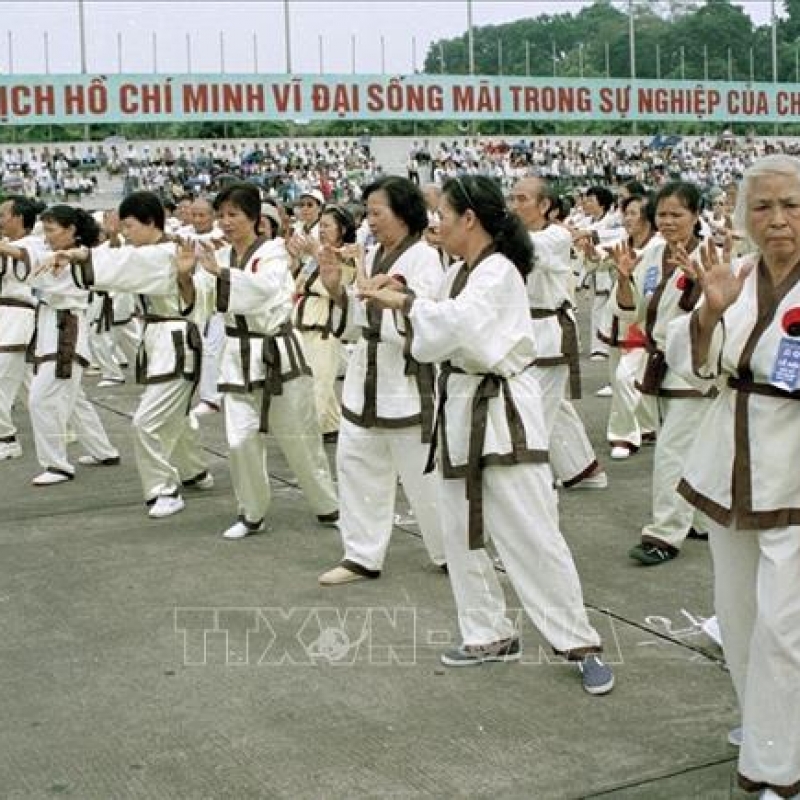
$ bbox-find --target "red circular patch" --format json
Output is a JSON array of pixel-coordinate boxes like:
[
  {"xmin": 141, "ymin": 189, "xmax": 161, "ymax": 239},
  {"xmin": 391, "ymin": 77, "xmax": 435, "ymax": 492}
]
[
  {"xmin": 782, "ymin": 308, "xmax": 800, "ymax": 337},
  {"xmin": 676, "ymin": 273, "xmax": 689, "ymax": 291}
]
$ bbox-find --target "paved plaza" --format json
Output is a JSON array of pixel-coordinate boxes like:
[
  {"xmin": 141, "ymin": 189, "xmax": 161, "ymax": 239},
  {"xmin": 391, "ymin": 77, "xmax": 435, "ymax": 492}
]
[{"xmin": 0, "ymin": 294, "xmax": 749, "ymax": 799}]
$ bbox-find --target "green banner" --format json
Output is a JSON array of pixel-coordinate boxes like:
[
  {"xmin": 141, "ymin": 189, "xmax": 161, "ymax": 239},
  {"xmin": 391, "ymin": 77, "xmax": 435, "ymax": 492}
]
[{"xmin": 1, "ymin": 73, "xmax": 799, "ymax": 124}]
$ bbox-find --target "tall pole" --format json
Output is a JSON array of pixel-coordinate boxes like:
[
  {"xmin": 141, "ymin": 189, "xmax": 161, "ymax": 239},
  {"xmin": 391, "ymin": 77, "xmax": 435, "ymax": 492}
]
[
  {"xmin": 117, "ymin": 31, "xmax": 122, "ymax": 73},
  {"xmin": 7, "ymin": 31, "xmax": 13, "ymax": 74},
  {"xmin": 219, "ymin": 31, "xmax": 225, "ymax": 73},
  {"xmin": 579, "ymin": 42, "xmax": 584, "ymax": 78},
  {"xmin": 380, "ymin": 35, "xmax": 386, "ymax": 73},
  {"xmin": 728, "ymin": 46, "xmax": 733, "ymax": 81},
  {"xmin": 796, "ymin": 42, "xmax": 799, "ymax": 83},
  {"xmin": 412, "ymin": 35, "xmax": 418, "ymax": 73},
  {"xmin": 253, "ymin": 33, "xmax": 259, "ymax": 73},
  {"xmin": 750, "ymin": 46, "xmax": 755, "ymax": 82},
  {"xmin": 605, "ymin": 41, "xmax": 610, "ymax": 78},
  {"xmin": 351, "ymin": 34, "xmax": 356, "ymax": 74},
  {"xmin": 78, "ymin": 0, "xmax": 87, "ymax": 73},
  {"xmin": 152, "ymin": 31, "xmax": 158, "ymax": 74},
  {"xmin": 680, "ymin": 45, "xmax": 685, "ymax": 80},
  {"xmin": 318, "ymin": 34, "xmax": 324, "ymax": 75},
  {"xmin": 498, "ymin": 38, "xmax": 503, "ymax": 76},
  {"xmin": 703, "ymin": 44, "xmax": 708, "ymax": 82},
  {"xmin": 284, "ymin": 0, "xmax": 292, "ymax": 73},
  {"xmin": 186, "ymin": 33, "xmax": 192, "ymax": 74},
  {"xmin": 772, "ymin": 0, "xmax": 778, "ymax": 83},
  {"xmin": 552, "ymin": 39, "xmax": 557, "ymax": 77},
  {"xmin": 467, "ymin": 0, "xmax": 475, "ymax": 74},
  {"xmin": 525, "ymin": 41, "xmax": 530, "ymax": 77},
  {"xmin": 439, "ymin": 42, "xmax": 445, "ymax": 74},
  {"xmin": 656, "ymin": 42, "xmax": 660, "ymax": 79},
  {"xmin": 628, "ymin": 0, "xmax": 636, "ymax": 80},
  {"xmin": 44, "ymin": 31, "xmax": 50, "ymax": 75}
]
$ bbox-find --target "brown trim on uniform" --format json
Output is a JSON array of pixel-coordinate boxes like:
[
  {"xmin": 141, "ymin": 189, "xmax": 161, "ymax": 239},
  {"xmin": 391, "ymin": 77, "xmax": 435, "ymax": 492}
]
[
  {"xmin": 738, "ymin": 772, "xmax": 800, "ymax": 798},
  {"xmin": 341, "ymin": 407, "xmax": 422, "ymax": 429},
  {"xmin": 216, "ymin": 268, "xmax": 232, "ymax": 313},
  {"xmin": 561, "ymin": 459, "xmax": 600, "ymax": 489},
  {"xmin": 0, "ymin": 296, "xmax": 36, "ymax": 310},
  {"xmin": 530, "ymin": 303, "xmax": 581, "ymax": 398},
  {"xmin": 0, "ymin": 344, "xmax": 28, "ymax": 353},
  {"xmin": 339, "ymin": 559, "xmax": 381, "ymax": 579}
]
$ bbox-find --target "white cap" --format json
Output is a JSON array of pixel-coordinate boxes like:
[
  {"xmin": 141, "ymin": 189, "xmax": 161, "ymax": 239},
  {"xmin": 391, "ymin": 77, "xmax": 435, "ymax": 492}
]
[
  {"xmin": 260, "ymin": 203, "xmax": 282, "ymax": 233},
  {"xmin": 298, "ymin": 189, "xmax": 325, "ymax": 206}
]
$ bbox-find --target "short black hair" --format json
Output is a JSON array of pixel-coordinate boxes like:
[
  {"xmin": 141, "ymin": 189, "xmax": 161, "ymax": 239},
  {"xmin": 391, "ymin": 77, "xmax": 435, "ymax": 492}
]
[
  {"xmin": 214, "ymin": 182, "xmax": 261, "ymax": 233},
  {"xmin": 362, "ymin": 176, "xmax": 428, "ymax": 236},
  {"xmin": 322, "ymin": 205, "xmax": 357, "ymax": 245},
  {"xmin": 586, "ymin": 185, "xmax": 615, "ymax": 213},
  {"xmin": 3, "ymin": 194, "xmax": 44, "ymax": 231},
  {"xmin": 118, "ymin": 191, "xmax": 166, "ymax": 231}
]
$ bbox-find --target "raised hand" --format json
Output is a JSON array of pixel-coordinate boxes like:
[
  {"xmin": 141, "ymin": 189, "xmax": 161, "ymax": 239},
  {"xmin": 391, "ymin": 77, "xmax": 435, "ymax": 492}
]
[
  {"xmin": 358, "ymin": 284, "xmax": 407, "ymax": 311},
  {"xmin": 609, "ymin": 241, "xmax": 638, "ymax": 280},
  {"xmin": 175, "ymin": 240, "xmax": 197, "ymax": 276},
  {"xmin": 682, "ymin": 236, "xmax": 754, "ymax": 318},
  {"xmin": 196, "ymin": 241, "xmax": 221, "ymax": 276},
  {"xmin": 317, "ymin": 245, "xmax": 343, "ymax": 296}
]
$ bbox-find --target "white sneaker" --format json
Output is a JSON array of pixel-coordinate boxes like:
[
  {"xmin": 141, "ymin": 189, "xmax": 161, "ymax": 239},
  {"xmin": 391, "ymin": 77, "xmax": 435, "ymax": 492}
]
[
  {"xmin": 0, "ymin": 441, "xmax": 22, "ymax": 460},
  {"xmin": 564, "ymin": 471, "xmax": 608, "ymax": 490},
  {"xmin": 222, "ymin": 518, "xmax": 265, "ymax": 540},
  {"xmin": 84, "ymin": 365, "xmax": 101, "ymax": 376},
  {"xmin": 595, "ymin": 385, "xmax": 613, "ymax": 398},
  {"xmin": 148, "ymin": 495, "xmax": 185, "ymax": 518},
  {"xmin": 32, "ymin": 470, "xmax": 73, "ymax": 486},
  {"xmin": 589, "ymin": 352, "xmax": 608, "ymax": 362},
  {"xmin": 184, "ymin": 471, "xmax": 214, "ymax": 490},
  {"xmin": 97, "ymin": 378, "xmax": 124, "ymax": 388},
  {"xmin": 727, "ymin": 726, "xmax": 743, "ymax": 747},
  {"xmin": 611, "ymin": 445, "xmax": 632, "ymax": 460},
  {"xmin": 193, "ymin": 400, "xmax": 220, "ymax": 416},
  {"xmin": 78, "ymin": 454, "xmax": 121, "ymax": 466}
]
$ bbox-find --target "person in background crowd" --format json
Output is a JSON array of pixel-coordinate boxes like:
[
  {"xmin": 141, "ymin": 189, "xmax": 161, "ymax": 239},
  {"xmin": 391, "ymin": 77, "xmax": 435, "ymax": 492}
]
[{"xmin": 610, "ymin": 182, "xmax": 714, "ymax": 565}]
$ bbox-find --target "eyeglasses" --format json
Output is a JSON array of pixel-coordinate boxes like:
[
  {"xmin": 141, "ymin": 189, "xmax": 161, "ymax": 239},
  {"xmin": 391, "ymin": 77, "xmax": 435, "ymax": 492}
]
[{"xmin": 454, "ymin": 177, "xmax": 478, "ymax": 213}]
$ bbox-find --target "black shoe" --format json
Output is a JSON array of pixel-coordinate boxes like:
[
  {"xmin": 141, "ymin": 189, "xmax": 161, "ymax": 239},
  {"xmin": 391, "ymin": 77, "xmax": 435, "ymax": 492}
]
[
  {"xmin": 629, "ymin": 542, "xmax": 679, "ymax": 566},
  {"xmin": 687, "ymin": 528, "xmax": 709, "ymax": 541},
  {"xmin": 322, "ymin": 431, "xmax": 339, "ymax": 444},
  {"xmin": 317, "ymin": 511, "xmax": 339, "ymax": 527}
]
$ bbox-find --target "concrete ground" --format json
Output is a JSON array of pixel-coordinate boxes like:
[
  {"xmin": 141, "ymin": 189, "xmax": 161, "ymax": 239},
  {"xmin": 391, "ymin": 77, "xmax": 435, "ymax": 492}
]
[{"xmin": 0, "ymin": 293, "xmax": 750, "ymax": 800}]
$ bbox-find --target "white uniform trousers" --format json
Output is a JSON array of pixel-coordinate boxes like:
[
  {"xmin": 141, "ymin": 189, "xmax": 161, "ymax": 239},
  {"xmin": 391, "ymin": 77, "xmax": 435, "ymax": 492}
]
[
  {"xmin": 0, "ymin": 351, "xmax": 27, "ymax": 441},
  {"xmin": 709, "ymin": 521, "xmax": 800, "ymax": 793},
  {"xmin": 642, "ymin": 396, "xmax": 708, "ymax": 548},
  {"xmin": 534, "ymin": 364, "xmax": 598, "ymax": 483},
  {"xmin": 337, "ymin": 418, "xmax": 445, "ymax": 571},
  {"xmin": 29, "ymin": 362, "xmax": 118, "ymax": 474},
  {"xmin": 199, "ymin": 313, "xmax": 225, "ymax": 407},
  {"xmin": 590, "ymin": 292, "xmax": 610, "ymax": 356},
  {"xmin": 301, "ymin": 331, "xmax": 342, "ymax": 435},
  {"xmin": 92, "ymin": 318, "xmax": 141, "ymax": 382},
  {"xmin": 133, "ymin": 379, "xmax": 206, "ymax": 502},
  {"xmin": 439, "ymin": 462, "xmax": 602, "ymax": 653},
  {"xmin": 606, "ymin": 349, "xmax": 658, "ymax": 449},
  {"xmin": 224, "ymin": 376, "xmax": 338, "ymax": 524}
]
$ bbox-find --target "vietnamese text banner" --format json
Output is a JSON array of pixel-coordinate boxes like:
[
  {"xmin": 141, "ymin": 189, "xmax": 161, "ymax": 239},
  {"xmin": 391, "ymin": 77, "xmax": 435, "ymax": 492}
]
[{"xmin": 2, "ymin": 74, "xmax": 800, "ymax": 124}]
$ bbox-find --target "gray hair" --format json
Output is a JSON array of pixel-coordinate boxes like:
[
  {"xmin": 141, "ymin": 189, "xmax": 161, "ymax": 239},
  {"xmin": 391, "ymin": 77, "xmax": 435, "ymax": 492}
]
[{"xmin": 734, "ymin": 154, "xmax": 800, "ymax": 238}]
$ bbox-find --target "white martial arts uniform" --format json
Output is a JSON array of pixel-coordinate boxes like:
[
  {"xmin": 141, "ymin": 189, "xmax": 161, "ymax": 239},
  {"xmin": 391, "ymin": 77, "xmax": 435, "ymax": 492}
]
[
  {"xmin": 666, "ymin": 254, "xmax": 800, "ymax": 797},
  {"xmin": 0, "ymin": 234, "xmax": 44, "ymax": 448},
  {"xmin": 527, "ymin": 224, "xmax": 600, "ymax": 484},
  {"xmin": 406, "ymin": 251, "xmax": 602, "ymax": 654},
  {"xmin": 191, "ymin": 236, "xmax": 338, "ymax": 525},
  {"xmin": 595, "ymin": 236, "xmax": 661, "ymax": 452},
  {"xmin": 609, "ymin": 237, "xmax": 714, "ymax": 551},
  {"xmin": 89, "ymin": 287, "xmax": 140, "ymax": 383},
  {"xmin": 294, "ymin": 260, "xmax": 353, "ymax": 435},
  {"xmin": 73, "ymin": 241, "xmax": 207, "ymax": 503},
  {"xmin": 331, "ymin": 236, "xmax": 446, "ymax": 572},
  {"xmin": 25, "ymin": 253, "xmax": 118, "ymax": 476}
]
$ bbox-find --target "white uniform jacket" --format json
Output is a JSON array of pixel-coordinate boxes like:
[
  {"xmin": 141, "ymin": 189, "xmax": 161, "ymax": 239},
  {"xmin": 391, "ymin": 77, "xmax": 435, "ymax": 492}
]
[
  {"xmin": 609, "ymin": 237, "xmax": 715, "ymax": 398},
  {"xmin": 192, "ymin": 237, "xmax": 304, "ymax": 429},
  {"xmin": 527, "ymin": 225, "xmax": 581, "ymax": 397},
  {"xmin": 0, "ymin": 234, "xmax": 47, "ymax": 354},
  {"xmin": 74, "ymin": 240, "xmax": 200, "ymax": 385},
  {"xmin": 666, "ymin": 255, "xmax": 800, "ymax": 529},
  {"xmin": 334, "ymin": 237, "xmax": 443, "ymax": 438},
  {"xmin": 405, "ymin": 251, "xmax": 550, "ymax": 549}
]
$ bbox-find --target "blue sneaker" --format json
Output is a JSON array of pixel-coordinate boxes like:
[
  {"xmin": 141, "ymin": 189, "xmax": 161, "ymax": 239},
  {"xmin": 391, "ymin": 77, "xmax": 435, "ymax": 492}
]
[{"xmin": 579, "ymin": 655, "xmax": 614, "ymax": 695}]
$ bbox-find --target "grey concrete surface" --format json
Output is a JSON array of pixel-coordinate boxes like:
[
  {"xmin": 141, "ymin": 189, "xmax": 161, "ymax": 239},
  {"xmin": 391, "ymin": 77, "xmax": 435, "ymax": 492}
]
[{"xmin": 0, "ymin": 296, "xmax": 747, "ymax": 800}]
